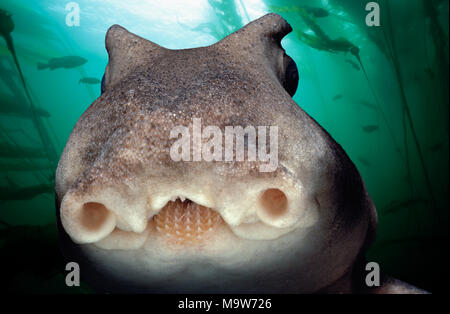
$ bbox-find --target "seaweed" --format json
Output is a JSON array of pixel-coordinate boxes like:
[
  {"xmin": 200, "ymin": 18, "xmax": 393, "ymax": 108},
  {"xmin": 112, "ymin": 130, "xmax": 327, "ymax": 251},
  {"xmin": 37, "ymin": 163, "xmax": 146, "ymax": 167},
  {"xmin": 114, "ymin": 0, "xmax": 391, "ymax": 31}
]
[
  {"xmin": 290, "ymin": 5, "xmax": 357, "ymax": 54},
  {"xmin": 270, "ymin": 3, "xmax": 409, "ymax": 175},
  {"xmin": 0, "ymin": 142, "xmax": 47, "ymax": 159},
  {"xmin": 379, "ymin": 0, "xmax": 439, "ymax": 215},
  {"xmin": 0, "ymin": 182, "xmax": 53, "ymax": 201},
  {"xmin": 183, "ymin": 0, "xmax": 246, "ymax": 41},
  {"xmin": 0, "ymin": 126, "xmax": 50, "ymax": 183},
  {"xmin": 350, "ymin": 47, "xmax": 407, "ymax": 164},
  {"xmin": 422, "ymin": 0, "xmax": 449, "ymax": 117},
  {"xmin": 0, "ymin": 9, "xmax": 57, "ymax": 168}
]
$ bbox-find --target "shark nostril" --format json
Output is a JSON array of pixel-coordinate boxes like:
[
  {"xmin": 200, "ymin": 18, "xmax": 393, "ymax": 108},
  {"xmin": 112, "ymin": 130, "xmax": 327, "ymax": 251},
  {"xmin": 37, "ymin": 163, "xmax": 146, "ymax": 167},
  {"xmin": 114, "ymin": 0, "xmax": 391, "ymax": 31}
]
[
  {"xmin": 259, "ymin": 188, "xmax": 288, "ymax": 218},
  {"xmin": 80, "ymin": 202, "xmax": 112, "ymax": 232},
  {"xmin": 61, "ymin": 197, "xmax": 116, "ymax": 244}
]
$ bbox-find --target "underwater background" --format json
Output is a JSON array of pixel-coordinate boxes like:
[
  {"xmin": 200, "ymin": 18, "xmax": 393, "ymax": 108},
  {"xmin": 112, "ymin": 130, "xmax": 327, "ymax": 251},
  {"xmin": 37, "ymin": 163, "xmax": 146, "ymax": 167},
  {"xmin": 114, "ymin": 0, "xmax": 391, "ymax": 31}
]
[{"xmin": 0, "ymin": 0, "xmax": 448, "ymax": 293}]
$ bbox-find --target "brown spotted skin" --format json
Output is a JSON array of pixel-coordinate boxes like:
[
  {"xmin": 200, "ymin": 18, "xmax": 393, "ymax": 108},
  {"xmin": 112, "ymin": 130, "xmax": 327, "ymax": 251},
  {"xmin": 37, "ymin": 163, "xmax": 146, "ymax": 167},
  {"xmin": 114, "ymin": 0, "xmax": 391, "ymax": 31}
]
[{"xmin": 55, "ymin": 14, "xmax": 424, "ymax": 293}]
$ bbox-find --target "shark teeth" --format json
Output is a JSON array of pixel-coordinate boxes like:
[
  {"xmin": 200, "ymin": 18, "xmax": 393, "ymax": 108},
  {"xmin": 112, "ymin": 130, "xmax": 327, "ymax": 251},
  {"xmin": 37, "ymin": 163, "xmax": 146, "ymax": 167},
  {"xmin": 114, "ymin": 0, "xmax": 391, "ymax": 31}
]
[
  {"xmin": 152, "ymin": 199, "xmax": 224, "ymax": 245},
  {"xmin": 170, "ymin": 195, "xmax": 186, "ymax": 202}
]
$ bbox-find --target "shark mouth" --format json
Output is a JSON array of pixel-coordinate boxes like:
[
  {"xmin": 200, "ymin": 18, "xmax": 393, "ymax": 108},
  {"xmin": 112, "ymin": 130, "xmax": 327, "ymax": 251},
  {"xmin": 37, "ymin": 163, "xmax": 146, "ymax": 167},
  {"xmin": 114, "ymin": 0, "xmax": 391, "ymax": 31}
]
[{"xmin": 152, "ymin": 199, "xmax": 224, "ymax": 245}]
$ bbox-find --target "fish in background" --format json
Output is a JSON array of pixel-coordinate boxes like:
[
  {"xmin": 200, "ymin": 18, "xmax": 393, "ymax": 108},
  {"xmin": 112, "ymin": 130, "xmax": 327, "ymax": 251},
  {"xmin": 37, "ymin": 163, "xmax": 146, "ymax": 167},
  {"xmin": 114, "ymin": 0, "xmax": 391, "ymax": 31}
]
[
  {"xmin": 291, "ymin": 6, "xmax": 358, "ymax": 55},
  {"xmin": 37, "ymin": 56, "xmax": 87, "ymax": 70},
  {"xmin": 358, "ymin": 99, "xmax": 377, "ymax": 110},
  {"xmin": 0, "ymin": 93, "xmax": 50, "ymax": 118},
  {"xmin": 357, "ymin": 157, "xmax": 371, "ymax": 167},
  {"xmin": 345, "ymin": 59, "xmax": 360, "ymax": 71},
  {"xmin": 0, "ymin": 142, "xmax": 47, "ymax": 158},
  {"xmin": 0, "ymin": 9, "xmax": 58, "ymax": 166},
  {"xmin": 332, "ymin": 94, "xmax": 343, "ymax": 101},
  {"xmin": 362, "ymin": 125, "xmax": 379, "ymax": 133},
  {"xmin": 79, "ymin": 77, "xmax": 101, "ymax": 85},
  {"xmin": 275, "ymin": 4, "xmax": 354, "ymax": 54}
]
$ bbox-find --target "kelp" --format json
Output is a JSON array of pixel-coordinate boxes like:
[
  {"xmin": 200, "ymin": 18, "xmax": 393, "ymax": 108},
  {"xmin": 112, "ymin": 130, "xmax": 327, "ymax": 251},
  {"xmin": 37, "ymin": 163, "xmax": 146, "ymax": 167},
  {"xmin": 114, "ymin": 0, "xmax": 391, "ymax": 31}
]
[
  {"xmin": 288, "ymin": 5, "xmax": 357, "ymax": 54},
  {"xmin": 0, "ymin": 0, "xmax": 446, "ymax": 294},
  {"xmin": 379, "ymin": 0, "xmax": 439, "ymax": 215},
  {"xmin": 0, "ymin": 126, "xmax": 51, "ymax": 183},
  {"xmin": 270, "ymin": 2, "xmax": 408, "ymax": 172},
  {"xmin": 0, "ymin": 93, "xmax": 50, "ymax": 117},
  {"xmin": 0, "ymin": 8, "xmax": 57, "ymax": 168},
  {"xmin": 0, "ymin": 142, "xmax": 47, "ymax": 158},
  {"xmin": 422, "ymin": 0, "xmax": 449, "ymax": 116},
  {"xmin": 182, "ymin": 0, "xmax": 247, "ymax": 41},
  {"xmin": 0, "ymin": 182, "xmax": 53, "ymax": 201}
]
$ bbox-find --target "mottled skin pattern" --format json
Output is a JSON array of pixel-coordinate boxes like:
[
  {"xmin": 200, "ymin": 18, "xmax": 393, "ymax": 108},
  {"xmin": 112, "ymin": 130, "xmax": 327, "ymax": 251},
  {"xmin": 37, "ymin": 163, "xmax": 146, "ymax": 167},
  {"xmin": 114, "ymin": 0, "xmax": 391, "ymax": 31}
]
[{"xmin": 55, "ymin": 14, "xmax": 426, "ymax": 293}]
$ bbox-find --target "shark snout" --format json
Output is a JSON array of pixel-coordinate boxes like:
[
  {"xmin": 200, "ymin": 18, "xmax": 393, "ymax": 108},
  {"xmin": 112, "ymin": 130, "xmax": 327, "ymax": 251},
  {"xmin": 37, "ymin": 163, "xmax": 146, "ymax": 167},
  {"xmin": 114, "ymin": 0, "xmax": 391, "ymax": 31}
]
[{"xmin": 59, "ymin": 171, "xmax": 320, "ymax": 250}]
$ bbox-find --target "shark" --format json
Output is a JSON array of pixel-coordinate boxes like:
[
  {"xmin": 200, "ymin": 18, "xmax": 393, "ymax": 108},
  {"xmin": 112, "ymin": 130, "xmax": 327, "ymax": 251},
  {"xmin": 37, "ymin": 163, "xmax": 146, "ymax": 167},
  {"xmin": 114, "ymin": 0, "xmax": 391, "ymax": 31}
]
[{"xmin": 55, "ymin": 14, "xmax": 425, "ymax": 294}]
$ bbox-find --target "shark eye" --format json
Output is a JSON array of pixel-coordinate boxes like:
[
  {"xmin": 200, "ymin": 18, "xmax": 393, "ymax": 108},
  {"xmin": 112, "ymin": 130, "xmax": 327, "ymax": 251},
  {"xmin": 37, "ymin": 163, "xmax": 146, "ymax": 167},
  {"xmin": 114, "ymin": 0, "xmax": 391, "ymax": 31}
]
[
  {"xmin": 283, "ymin": 56, "xmax": 299, "ymax": 97},
  {"xmin": 101, "ymin": 74, "xmax": 106, "ymax": 94}
]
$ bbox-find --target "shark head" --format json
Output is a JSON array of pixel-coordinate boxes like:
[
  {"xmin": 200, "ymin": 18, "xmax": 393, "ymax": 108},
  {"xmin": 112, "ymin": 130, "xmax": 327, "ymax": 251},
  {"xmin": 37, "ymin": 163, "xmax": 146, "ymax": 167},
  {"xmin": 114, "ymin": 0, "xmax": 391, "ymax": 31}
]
[{"xmin": 55, "ymin": 13, "xmax": 377, "ymax": 293}]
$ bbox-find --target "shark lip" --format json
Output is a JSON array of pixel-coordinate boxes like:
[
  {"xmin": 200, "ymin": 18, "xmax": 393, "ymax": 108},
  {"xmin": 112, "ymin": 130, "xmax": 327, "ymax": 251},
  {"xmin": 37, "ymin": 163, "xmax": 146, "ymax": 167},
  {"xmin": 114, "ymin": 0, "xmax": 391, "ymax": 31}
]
[{"xmin": 152, "ymin": 198, "xmax": 225, "ymax": 245}]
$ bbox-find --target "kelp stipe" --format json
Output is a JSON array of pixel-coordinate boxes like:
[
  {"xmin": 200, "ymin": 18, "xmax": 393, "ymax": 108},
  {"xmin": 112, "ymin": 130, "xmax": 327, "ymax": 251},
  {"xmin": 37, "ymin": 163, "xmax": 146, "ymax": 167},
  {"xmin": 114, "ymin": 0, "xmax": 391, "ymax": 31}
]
[
  {"xmin": 422, "ymin": 0, "xmax": 449, "ymax": 122},
  {"xmin": 178, "ymin": 0, "xmax": 247, "ymax": 41},
  {"xmin": 350, "ymin": 47, "xmax": 410, "ymax": 178},
  {"xmin": 270, "ymin": 3, "xmax": 407, "ymax": 171},
  {"xmin": 380, "ymin": 0, "xmax": 439, "ymax": 218},
  {"xmin": 0, "ymin": 9, "xmax": 57, "ymax": 169}
]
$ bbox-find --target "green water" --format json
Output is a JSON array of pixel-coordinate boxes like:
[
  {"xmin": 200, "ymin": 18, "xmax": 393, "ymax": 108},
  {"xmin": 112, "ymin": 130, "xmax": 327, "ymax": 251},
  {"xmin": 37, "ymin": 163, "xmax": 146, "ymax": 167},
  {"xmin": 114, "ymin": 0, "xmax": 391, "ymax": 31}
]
[{"xmin": 0, "ymin": 0, "xmax": 448, "ymax": 293}]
